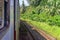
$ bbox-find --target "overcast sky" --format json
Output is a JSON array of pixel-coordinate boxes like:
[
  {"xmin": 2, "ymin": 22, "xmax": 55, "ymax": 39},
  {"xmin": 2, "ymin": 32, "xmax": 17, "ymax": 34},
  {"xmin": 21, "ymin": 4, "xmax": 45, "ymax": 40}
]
[{"xmin": 19, "ymin": 0, "xmax": 29, "ymax": 6}]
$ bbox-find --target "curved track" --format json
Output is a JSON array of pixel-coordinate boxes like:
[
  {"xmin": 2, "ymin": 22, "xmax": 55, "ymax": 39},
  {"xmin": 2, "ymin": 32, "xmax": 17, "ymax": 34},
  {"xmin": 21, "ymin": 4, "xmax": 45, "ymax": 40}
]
[
  {"xmin": 20, "ymin": 20, "xmax": 56, "ymax": 40},
  {"xmin": 20, "ymin": 20, "xmax": 46, "ymax": 40}
]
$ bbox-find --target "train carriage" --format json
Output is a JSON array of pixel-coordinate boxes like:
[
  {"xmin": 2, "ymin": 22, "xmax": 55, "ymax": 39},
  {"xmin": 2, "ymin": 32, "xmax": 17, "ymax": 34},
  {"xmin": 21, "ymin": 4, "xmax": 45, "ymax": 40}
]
[{"xmin": 0, "ymin": 0, "xmax": 20, "ymax": 40}]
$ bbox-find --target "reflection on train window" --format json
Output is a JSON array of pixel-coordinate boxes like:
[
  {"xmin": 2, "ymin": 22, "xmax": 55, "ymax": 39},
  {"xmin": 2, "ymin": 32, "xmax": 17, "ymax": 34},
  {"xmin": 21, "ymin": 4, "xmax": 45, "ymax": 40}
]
[
  {"xmin": 0, "ymin": 0, "xmax": 4, "ymax": 29},
  {"xmin": 0, "ymin": 1, "xmax": 3, "ymax": 29},
  {"xmin": 0, "ymin": 0, "xmax": 9, "ymax": 29},
  {"xmin": 0, "ymin": 6, "xmax": 2, "ymax": 26}
]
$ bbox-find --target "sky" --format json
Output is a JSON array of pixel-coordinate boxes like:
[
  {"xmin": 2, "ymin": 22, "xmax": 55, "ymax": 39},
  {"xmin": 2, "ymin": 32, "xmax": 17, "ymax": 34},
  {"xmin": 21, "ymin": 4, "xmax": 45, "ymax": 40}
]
[{"xmin": 19, "ymin": 0, "xmax": 29, "ymax": 6}]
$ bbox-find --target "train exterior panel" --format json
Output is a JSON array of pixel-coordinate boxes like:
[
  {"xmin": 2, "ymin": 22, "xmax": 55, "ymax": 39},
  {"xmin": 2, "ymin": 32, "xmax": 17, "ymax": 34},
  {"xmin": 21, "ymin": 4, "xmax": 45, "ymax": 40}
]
[{"xmin": 14, "ymin": 0, "xmax": 20, "ymax": 40}]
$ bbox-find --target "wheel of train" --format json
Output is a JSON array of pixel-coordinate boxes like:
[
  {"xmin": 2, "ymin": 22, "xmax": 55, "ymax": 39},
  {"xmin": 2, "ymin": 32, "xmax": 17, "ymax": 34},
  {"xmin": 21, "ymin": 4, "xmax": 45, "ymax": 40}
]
[{"xmin": 0, "ymin": 0, "xmax": 10, "ymax": 33}]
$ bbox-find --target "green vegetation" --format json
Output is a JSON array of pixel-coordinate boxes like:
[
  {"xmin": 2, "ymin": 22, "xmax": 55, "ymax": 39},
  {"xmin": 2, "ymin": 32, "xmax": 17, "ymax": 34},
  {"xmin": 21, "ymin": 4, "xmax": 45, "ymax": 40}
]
[
  {"xmin": 20, "ymin": 0, "xmax": 60, "ymax": 40},
  {"xmin": 21, "ymin": 18, "xmax": 60, "ymax": 40}
]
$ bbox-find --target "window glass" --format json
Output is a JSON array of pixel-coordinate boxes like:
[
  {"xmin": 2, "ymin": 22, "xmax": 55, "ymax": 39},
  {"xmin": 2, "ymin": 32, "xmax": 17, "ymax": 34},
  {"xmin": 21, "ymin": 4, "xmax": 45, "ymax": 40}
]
[
  {"xmin": 0, "ymin": 0, "xmax": 4, "ymax": 29},
  {"xmin": 0, "ymin": 0, "xmax": 3, "ymax": 26},
  {"xmin": 0, "ymin": 6, "xmax": 2, "ymax": 21}
]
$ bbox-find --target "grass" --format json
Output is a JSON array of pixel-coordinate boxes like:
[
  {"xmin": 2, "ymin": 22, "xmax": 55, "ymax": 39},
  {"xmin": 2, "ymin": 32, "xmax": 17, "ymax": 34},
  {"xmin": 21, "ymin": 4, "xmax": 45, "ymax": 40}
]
[{"xmin": 20, "ymin": 18, "xmax": 60, "ymax": 40}]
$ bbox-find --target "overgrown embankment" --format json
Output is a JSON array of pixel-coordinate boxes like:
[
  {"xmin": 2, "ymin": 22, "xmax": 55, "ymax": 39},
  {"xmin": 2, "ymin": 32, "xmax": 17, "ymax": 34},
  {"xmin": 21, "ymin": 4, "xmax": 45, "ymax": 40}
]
[{"xmin": 20, "ymin": 0, "xmax": 60, "ymax": 40}]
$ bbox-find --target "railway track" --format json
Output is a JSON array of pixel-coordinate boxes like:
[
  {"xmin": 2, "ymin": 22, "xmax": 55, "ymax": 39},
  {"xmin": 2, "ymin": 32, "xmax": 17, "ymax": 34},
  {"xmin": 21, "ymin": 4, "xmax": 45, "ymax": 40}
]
[{"xmin": 20, "ymin": 20, "xmax": 56, "ymax": 40}]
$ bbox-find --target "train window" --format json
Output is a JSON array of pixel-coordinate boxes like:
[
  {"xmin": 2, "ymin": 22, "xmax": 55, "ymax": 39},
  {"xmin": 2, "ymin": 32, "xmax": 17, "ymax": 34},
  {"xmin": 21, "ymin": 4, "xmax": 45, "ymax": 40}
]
[
  {"xmin": 0, "ymin": 0, "xmax": 4, "ymax": 29},
  {"xmin": 0, "ymin": 6, "xmax": 2, "ymax": 25},
  {"xmin": 0, "ymin": 0, "xmax": 9, "ymax": 29}
]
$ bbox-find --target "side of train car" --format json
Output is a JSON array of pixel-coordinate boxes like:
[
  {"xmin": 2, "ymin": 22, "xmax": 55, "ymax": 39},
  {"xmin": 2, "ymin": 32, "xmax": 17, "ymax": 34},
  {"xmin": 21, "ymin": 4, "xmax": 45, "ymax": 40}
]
[
  {"xmin": 0, "ymin": 0, "xmax": 10, "ymax": 39},
  {"xmin": 0, "ymin": 0, "xmax": 20, "ymax": 40},
  {"xmin": 0, "ymin": 0, "xmax": 10, "ymax": 29}
]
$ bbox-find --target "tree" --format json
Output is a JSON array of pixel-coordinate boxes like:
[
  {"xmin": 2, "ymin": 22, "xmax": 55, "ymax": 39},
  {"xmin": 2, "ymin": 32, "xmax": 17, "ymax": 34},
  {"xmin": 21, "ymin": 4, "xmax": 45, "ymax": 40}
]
[
  {"xmin": 50, "ymin": 0, "xmax": 57, "ymax": 16},
  {"xmin": 29, "ymin": 0, "xmax": 42, "ymax": 7},
  {"xmin": 21, "ymin": 0, "xmax": 26, "ymax": 13}
]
